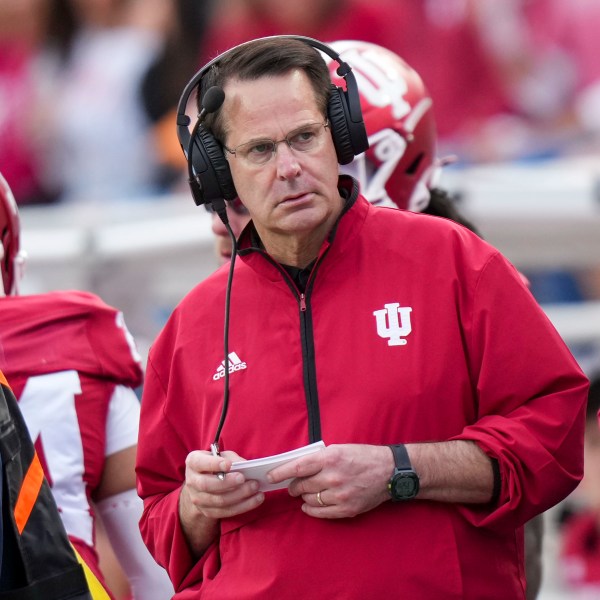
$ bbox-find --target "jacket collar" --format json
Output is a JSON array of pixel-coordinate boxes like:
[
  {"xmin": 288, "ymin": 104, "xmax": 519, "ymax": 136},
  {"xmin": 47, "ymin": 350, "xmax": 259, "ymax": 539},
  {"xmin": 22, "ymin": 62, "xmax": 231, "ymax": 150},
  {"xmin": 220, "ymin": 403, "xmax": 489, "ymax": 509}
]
[
  {"xmin": 236, "ymin": 176, "xmax": 369, "ymax": 281},
  {"xmin": 238, "ymin": 176, "xmax": 365, "ymax": 251}
]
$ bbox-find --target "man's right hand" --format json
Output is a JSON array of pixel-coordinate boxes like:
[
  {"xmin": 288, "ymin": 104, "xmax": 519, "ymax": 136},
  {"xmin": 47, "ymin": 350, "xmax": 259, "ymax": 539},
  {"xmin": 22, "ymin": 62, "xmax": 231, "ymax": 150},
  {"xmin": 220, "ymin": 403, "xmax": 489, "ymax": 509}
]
[{"xmin": 178, "ymin": 450, "xmax": 265, "ymax": 557}]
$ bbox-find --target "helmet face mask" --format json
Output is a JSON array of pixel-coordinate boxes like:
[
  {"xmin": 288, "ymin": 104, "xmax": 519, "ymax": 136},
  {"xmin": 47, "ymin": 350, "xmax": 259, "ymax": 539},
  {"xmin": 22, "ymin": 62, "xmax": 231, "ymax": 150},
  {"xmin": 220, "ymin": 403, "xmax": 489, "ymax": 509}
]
[
  {"xmin": 0, "ymin": 173, "xmax": 23, "ymax": 296},
  {"xmin": 327, "ymin": 40, "xmax": 438, "ymax": 211}
]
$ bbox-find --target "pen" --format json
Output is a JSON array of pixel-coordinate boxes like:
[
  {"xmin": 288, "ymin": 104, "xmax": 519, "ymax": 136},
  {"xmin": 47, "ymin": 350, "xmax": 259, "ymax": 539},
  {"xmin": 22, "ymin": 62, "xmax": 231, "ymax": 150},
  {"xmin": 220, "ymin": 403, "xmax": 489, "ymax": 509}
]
[{"xmin": 210, "ymin": 442, "xmax": 226, "ymax": 480}]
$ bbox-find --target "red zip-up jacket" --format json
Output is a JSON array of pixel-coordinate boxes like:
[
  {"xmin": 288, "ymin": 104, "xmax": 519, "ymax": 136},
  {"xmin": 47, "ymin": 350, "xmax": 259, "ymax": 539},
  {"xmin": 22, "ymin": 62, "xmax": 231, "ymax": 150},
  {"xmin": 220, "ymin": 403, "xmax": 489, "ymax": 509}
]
[{"xmin": 137, "ymin": 178, "xmax": 588, "ymax": 599}]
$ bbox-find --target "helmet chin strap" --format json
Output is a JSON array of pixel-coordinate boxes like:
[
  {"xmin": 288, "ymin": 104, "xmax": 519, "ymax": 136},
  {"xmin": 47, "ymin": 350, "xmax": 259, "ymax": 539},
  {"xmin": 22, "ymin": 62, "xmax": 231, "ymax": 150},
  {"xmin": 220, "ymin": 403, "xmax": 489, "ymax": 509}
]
[
  {"xmin": 407, "ymin": 155, "xmax": 458, "ymax": 213},
  {"xmin": 406, "ymin": 178, "xmax": 431, "ymax": 213},
  {"xmin": 8, "ymin": 250, "xmax": 27, "ymax": 296}
]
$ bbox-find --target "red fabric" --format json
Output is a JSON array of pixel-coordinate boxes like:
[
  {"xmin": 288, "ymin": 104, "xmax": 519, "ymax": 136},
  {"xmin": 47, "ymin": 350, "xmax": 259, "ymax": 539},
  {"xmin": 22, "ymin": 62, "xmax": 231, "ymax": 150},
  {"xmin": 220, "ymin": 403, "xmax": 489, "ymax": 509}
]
[
  {"xmin": 0, "ymin": 290, "xmax": 143, "ymax": 386},
  {"xmin": 0, "ymin": 42, "xmax": 44, "ymax": 203},
  {"xmin": 560, "ymin": 511, "xmax": 600, "ymax": 588},
  {"xmin": 525, "ymin": 0, "xmax": 600, "ymax": 90},
  {"xmin": 199, "ymin": 1, "xmax": 403, "ymax": 65},
  {"xmin": 198, "ymin": 1, "xmax": 511, "ymax": 142},
  {"xmin": 0, "ymin": 290, "xmax": 143, "ymax": 594},
  {"xmin": 137, "ymin": 181, "xmax": 587, "ymax": 598}
]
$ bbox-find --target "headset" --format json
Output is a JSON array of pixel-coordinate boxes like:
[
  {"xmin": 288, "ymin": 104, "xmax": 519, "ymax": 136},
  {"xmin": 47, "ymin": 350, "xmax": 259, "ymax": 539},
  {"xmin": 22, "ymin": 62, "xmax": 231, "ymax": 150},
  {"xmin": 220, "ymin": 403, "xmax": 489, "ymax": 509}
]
[
  {"xmin": 175, "ymin": 35, "xmax": 369, "ymax": 213},
  {"xmin": 175, "ymin": 36, "xmax": 368, "ymax": 463}
]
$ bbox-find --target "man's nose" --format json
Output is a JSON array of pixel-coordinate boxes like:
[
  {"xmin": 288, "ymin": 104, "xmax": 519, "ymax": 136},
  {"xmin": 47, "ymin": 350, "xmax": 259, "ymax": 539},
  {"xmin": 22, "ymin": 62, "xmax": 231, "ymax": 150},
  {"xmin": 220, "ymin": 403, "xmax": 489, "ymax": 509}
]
[{"xmin": 275, "ymin": 142, "xmax": 301, "ymax": 179}]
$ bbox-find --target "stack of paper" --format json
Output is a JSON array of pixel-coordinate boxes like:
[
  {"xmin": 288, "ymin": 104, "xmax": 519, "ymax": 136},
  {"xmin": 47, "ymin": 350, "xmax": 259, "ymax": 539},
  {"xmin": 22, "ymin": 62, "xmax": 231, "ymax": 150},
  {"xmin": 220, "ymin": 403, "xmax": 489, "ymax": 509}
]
[{"xmin": 230, "ymin": 441, "xmax": 326, "ymax": 491}]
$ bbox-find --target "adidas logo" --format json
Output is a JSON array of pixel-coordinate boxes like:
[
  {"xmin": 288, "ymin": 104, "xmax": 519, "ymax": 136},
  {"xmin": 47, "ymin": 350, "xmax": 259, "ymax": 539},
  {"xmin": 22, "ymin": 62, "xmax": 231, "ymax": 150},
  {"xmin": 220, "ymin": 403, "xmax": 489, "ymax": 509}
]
[{"xmin": 213, "ymin": 352, "xmax": 247, "ymax": 381}]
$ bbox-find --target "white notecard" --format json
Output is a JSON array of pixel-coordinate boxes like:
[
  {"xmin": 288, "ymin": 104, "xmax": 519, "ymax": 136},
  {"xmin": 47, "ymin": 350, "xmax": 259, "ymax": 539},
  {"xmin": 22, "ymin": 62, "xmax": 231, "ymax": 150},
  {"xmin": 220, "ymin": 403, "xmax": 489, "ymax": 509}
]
[{"xmin": 230, "ymin": 441, "xmax": 326, "ymax": 491}]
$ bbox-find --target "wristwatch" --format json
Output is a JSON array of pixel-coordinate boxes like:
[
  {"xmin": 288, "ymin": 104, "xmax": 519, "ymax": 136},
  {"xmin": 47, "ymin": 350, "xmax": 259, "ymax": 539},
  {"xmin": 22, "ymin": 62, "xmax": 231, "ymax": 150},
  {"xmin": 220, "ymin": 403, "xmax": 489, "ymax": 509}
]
[{"xmin": 387, "ymin": 444, "xmax": 420, "ymax": 501}]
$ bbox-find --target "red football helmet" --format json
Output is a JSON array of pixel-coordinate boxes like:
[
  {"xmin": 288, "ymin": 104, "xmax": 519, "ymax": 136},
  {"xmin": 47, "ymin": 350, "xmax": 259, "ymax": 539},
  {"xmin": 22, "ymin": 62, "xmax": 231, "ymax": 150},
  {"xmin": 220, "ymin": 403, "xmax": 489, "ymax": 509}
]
[
  {"xmin": 327, "ymin": 40, "xmax": 440, "ymax": 211},
  {"xmin": 0, "ymin": 172, "xmax": 23, "ymax": 295}
]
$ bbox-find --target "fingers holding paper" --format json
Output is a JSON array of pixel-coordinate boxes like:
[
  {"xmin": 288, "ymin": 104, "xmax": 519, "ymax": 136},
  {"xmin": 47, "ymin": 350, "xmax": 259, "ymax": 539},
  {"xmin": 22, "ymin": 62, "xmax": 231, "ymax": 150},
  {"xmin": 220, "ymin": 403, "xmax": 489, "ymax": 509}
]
[
  {"xmin": 178, "ymin": 449, "xmax": 265, "ymax": 557},
  {"xmin": 182, "ymin": 449, "xmax": 265, "ymax": 517},
  {"xmin": 268, "ymin": 444, "xmax": 393, "ymax": 519}
]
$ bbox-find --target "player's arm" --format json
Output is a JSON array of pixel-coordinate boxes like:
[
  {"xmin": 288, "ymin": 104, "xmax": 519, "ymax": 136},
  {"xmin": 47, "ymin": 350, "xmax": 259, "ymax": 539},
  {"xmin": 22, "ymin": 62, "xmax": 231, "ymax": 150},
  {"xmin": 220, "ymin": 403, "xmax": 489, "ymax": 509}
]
[
  {"xmin": 94, "ymin": 383, "xmax": 174, "ymax": 600},
  {"xmin": 95, "ymin": 445, "xmax": 174, "ymax": 600}
]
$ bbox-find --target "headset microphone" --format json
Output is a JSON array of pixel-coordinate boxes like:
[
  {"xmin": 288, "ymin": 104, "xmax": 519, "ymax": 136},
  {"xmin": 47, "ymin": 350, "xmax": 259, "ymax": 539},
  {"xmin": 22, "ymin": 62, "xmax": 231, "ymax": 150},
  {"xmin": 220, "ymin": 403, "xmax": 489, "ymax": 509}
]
[
  {"xmin": 185, "ymin": 86, "xmax": 229, "ymax": 223},
  {"xmin": 192, "ymin": 85, "xmax": 236, "ymax": 469},
  {"xmin": 175, "ymin": 35, "xmax": 368, "ymax": 468},
  {"xmin": 200, "ymin": 86, "xmax": 225, "ymax": 117},
  {"xmin": 178, "ymin": 84, "xmax": 237, "ymax": 468},
  {"xmin": 176, "ymin": 35, "xmax": 368, "ymax": 216}
]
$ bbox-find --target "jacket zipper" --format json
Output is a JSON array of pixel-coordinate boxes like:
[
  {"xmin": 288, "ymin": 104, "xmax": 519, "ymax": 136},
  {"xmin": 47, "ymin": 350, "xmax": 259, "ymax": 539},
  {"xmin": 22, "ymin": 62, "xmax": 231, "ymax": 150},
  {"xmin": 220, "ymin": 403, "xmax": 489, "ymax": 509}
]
[
  {"xmin": 298, "ymin": 288, "xmax": 321, "ymax": 443},
  {"xmin": 300, "ymin": 294, "xmax": 307, "ymax": 312},
  {"xmin": 248, "ymin": 249, "xmax": 329, "ymax": 443}
]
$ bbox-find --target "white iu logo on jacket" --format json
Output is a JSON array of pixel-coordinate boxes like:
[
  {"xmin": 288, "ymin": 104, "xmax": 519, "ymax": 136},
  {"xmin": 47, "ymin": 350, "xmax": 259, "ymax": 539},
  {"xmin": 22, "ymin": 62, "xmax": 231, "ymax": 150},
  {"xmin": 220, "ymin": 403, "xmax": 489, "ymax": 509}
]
[{"xmin": 373, "ymin": 303, "xmax": 413, "ymax": 346}]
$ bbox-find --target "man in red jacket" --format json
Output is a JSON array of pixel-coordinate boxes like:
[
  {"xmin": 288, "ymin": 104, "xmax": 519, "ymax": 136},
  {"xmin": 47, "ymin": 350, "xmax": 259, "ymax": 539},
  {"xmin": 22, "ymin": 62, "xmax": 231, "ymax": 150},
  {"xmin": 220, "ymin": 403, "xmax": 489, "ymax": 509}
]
[
  {"xmin": 206, "ymin": 37, "xmax": 545, "ymax": 599},
  {"xmin": 137, "ymin": 36, "xmax": 588, "ymax": 598}
]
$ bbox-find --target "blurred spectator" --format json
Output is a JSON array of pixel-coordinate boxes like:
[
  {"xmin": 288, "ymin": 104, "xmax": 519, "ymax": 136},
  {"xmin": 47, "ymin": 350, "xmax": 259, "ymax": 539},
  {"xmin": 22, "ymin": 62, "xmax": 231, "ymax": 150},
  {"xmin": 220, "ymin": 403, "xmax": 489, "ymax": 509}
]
[
  {"xmin": 558, "ymin": 374, "xmax": 600, "ymax": 597},
  {"xmin": 0, "ymin": 0, "xmax": 58, "ymax": 205},
  {"xmin": 38, "ymin": 0, "xmax": 175, "ymax": 203},
  {"xmin": 140, "ymin": 0, "xmax": 215, "ymax": 189},
  {"xmin": 520, "ymin": 0, "xmax": 600, "ymax": 141},
  {"xmin": 182, "ymin": 0, "xmax": 600, "ymax": 167},
  {"xmin": 194, "ymin": 0, "xmax": 525, "ymax": 164},
  {"xmin": 464, "ymin": 0, "xmax": 600, "ymax": 160},
  {"xmin": 197, "ymin": 0, "xmax": 405, "ymax": 65},
  {"xmin": 379, "ymin": 0, "xmax": 515, "ymax": 161}
]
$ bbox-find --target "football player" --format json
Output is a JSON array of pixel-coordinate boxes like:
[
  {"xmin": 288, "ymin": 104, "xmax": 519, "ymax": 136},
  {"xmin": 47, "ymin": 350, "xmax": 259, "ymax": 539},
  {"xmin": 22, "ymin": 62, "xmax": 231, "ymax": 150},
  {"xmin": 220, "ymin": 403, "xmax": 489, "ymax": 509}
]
[
  {"xmin": 0, "ymin": 172, "xmax": 173, "ymax": 599},
  {"xmin": 327, "ymin": 39, "xmax": 480, "ymax": 231}
]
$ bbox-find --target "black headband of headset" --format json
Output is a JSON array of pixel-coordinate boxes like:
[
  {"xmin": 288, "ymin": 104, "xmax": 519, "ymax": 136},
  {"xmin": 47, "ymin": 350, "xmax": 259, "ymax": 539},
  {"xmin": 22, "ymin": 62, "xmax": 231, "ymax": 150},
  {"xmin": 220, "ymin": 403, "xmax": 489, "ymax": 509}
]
[{"xmin": 175, "ymin": 35, "xmax": 363, "ymax": 162}]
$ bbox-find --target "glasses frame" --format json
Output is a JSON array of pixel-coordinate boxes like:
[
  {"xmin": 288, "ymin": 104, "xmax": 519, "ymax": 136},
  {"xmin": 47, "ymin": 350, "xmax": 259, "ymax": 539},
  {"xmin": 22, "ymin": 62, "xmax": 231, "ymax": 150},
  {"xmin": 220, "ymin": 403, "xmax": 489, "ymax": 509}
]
[{"xmin": 222, "ymin": 120, "xmax": 330, "ymax": 166}]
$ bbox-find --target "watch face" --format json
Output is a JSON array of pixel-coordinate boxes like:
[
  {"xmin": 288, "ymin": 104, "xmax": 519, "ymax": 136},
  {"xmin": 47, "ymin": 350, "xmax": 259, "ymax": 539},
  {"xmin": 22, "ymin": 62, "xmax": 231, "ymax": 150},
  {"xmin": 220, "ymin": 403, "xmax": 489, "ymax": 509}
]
[{"xmin": 391, "ymin": 471, "xmax": 419, "ymax": 500}]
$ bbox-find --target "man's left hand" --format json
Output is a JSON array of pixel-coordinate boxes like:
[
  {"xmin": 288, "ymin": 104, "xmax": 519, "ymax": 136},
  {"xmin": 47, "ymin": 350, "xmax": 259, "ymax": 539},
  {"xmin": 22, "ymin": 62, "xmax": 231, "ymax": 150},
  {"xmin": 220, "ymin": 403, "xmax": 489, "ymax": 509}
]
[{"xmin": 267, "ymin": 444, "xmax": 393, "ymax": 518}]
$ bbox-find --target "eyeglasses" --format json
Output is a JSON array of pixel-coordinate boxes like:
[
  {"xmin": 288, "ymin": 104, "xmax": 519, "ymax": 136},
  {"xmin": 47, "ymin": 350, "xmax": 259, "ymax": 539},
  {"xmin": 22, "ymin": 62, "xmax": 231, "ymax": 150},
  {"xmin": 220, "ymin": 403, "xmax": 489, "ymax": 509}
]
[
  {"xmin": 223, "ymin": 120, "xmax": 329, "ymax": 166},
  {"xmin": 204, "ymin": 198, "xmax": 249, "ymax": 215}
]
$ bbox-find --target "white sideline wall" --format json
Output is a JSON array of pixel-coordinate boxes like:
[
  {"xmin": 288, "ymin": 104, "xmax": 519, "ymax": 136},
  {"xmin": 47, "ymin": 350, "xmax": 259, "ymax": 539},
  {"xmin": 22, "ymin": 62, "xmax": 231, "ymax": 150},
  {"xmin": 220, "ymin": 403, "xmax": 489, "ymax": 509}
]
[{"xmin": 17, "ymin": 158, "xmax": 600, "ymax": 366}]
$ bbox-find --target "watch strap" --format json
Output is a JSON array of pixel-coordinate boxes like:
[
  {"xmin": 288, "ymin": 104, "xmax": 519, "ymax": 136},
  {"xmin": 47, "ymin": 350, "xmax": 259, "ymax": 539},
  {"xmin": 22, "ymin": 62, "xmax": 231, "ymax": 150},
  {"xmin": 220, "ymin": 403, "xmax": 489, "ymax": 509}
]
[{"xmin": 389, "ymin": 444, "xmax": 412, "ymax": 471}]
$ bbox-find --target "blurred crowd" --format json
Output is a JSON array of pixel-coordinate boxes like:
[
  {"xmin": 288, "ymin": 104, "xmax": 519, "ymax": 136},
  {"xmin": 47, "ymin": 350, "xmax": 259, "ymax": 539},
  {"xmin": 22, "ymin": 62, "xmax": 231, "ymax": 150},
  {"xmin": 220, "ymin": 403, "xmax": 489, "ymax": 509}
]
[
  {"xmin": 1, "ymin": 0, "xmax": 599, "ymax": 207},
  {"xmin": 556, "ymin": 373, "xmax": 600, "ymax": 598}
]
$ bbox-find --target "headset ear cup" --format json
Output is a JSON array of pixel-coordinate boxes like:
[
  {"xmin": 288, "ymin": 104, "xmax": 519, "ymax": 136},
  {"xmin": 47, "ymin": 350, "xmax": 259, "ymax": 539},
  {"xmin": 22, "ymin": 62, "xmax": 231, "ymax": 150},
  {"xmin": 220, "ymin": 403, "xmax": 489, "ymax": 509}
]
[
  {"xmin": 327, "ymin": 85, "xmax": 355, "ymax": 165},
  {"xmin": 195, "ymin": 128, "xmax": 238, "ymax": 201}
]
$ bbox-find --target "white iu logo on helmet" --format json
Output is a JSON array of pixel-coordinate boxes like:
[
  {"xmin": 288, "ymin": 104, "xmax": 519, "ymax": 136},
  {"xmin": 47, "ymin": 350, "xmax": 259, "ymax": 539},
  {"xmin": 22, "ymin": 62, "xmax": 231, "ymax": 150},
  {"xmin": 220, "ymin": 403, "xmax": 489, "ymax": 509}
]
[{"xmin": 373, "ymin": 303, "xmax": 413, "ymax": 346}]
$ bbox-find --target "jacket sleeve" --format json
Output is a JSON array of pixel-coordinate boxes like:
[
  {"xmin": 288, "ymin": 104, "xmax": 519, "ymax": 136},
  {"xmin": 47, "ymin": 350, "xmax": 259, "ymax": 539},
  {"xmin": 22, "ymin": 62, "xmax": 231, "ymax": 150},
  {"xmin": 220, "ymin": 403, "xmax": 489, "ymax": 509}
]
[
  {"xmin": 453, "ymin": 252, "xmax": 588, "ymax": 529},
  {"xmin": 135, "ymin": 353, "xmax": 200, "ymax": 590}
]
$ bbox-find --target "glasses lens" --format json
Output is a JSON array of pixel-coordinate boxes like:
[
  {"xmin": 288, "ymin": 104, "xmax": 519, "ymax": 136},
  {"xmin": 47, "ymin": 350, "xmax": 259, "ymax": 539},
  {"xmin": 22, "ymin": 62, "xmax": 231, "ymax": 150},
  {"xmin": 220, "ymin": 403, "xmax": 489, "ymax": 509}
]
[
  {"xmin": 232, "ymin": 122, "xmax": 327, "ymax": 166},
  {"xmin": 239, "ymin": 140, "xmax": 275, "ymax": 165},
  {"xmin": 288, "ymin": 123, "xmax": 323, "ymax": 153}
]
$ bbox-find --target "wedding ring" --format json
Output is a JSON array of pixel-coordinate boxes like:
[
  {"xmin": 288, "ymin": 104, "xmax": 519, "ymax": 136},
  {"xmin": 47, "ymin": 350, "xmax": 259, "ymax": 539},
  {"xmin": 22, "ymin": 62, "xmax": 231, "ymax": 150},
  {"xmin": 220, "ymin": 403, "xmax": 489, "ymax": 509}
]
[{"xmin": 316, "ymin": 491, "xmax": 326, "ymax": 507}]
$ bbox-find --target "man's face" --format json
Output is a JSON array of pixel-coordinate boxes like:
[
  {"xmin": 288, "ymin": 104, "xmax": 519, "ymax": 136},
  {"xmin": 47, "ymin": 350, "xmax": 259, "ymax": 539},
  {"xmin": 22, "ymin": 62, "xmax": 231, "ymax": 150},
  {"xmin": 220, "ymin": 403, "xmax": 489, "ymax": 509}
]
[{"xmin": 220, "ymin": 69, "xmax": 342, "ymax": 250}]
